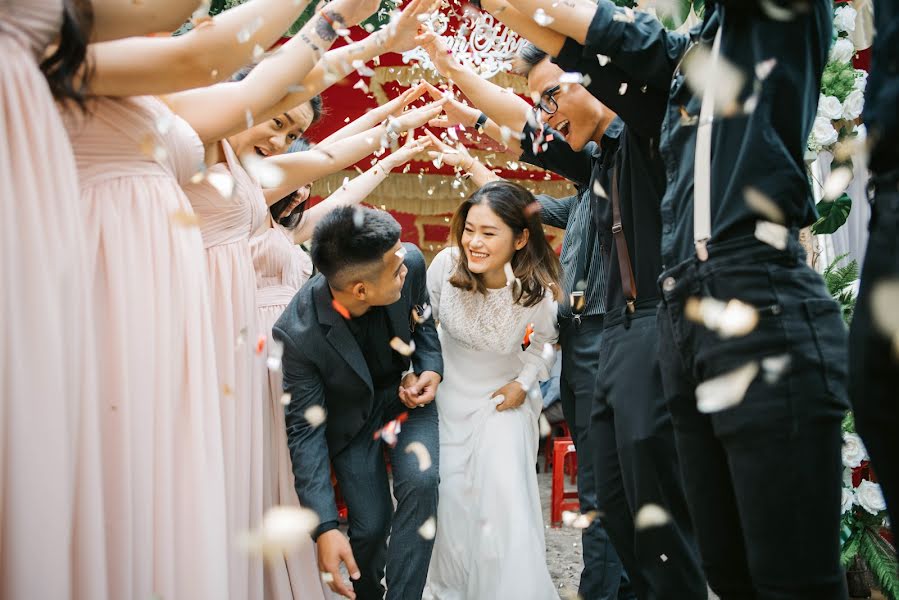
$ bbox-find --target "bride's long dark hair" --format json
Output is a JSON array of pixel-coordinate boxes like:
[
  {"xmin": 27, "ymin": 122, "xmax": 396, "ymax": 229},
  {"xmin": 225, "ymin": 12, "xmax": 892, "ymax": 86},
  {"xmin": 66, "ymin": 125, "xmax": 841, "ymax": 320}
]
[
  {"xmin": 41, "ymin": 0, "xmax": 93, "ymax": 108},
  {"xmin": 449, "ymin": 180, "xmax": 562, "ymax": 308}
]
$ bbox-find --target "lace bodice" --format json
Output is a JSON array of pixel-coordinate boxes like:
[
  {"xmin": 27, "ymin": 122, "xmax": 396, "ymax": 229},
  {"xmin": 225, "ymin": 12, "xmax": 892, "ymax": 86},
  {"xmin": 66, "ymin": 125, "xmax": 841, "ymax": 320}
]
[{"xmin": 427, "ymin": 247, "xmax": 559, "ymax": 389}]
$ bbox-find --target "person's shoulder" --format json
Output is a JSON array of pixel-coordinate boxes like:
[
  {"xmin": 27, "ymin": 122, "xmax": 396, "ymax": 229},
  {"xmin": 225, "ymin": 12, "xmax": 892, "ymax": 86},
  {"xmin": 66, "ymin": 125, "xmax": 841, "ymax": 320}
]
[
  {"xmin": 274, "ymin": 274, "xmax": 323, "ymax": 339},
  {"xmin": 402, "ymin": 242, "xmax": 426, "ymax": 272}
]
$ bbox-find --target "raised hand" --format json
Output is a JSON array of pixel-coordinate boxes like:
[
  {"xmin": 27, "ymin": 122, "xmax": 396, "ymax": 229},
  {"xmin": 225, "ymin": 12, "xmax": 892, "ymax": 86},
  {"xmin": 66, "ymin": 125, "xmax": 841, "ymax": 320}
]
[
  {"xmin": 415, "ymin": 29, "xmax": 459, "ymax": 78},
  {"xmin": 387, "ymin": 97, "xmax": 448, "ymax": 134},
  {"xmin": 383, "ymin": 0, "xmax": 440, "ymax": 53},
  {"xmin": 422, "ymin": 81, "xmax": 481, "ymax": 129},
  {"xmin": 381, "ymin": 134, "xmax": 432, "ymax": 170},
  {"xmin": 424, "ymin": 129, "xmax": 473, "ymax": 170}
]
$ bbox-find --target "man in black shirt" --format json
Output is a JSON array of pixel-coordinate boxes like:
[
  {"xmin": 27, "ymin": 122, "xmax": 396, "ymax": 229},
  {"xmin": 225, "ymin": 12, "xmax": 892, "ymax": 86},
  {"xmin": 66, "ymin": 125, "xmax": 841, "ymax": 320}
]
[
  {"xmin": 850, "ymin": 0, "xmax": 899, "ymax": 545},
  {"xmin": 477, "ymin": 0, "xmax": 850, "ymax": 597},
  {"xmin": 274, "ymin": 206, "xmax": 443, "ymax": 600}
]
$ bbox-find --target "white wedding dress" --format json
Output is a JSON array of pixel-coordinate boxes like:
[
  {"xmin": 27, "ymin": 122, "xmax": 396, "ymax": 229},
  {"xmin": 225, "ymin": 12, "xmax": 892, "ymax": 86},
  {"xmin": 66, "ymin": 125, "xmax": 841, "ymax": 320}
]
[{"xmin": 424, "ymin": 248, "xmax": 560, "ymax": 600}]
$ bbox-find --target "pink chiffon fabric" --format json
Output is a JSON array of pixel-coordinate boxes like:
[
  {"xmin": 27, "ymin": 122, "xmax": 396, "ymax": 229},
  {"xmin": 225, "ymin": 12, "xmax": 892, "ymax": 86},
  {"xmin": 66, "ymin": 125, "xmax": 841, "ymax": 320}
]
[
  {"xmin": 65, "ymin": 95, "xmax": 229, "ymax": 600},
  {"xmin": 183, "ymin": 139, "xmax": 268, "ymax": 600},
  {"xmin": 250, "ymin": 224, "xmax": 325, "ymax": 600},
  {"xmin": 0, "ymin": 2, "xmax": 105, "ymax": 598}
]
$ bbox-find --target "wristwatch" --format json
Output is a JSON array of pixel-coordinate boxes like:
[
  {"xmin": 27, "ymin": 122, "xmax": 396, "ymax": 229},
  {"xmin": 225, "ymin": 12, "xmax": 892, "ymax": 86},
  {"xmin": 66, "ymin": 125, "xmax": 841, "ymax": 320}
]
[{"xmin": 474, "ymin": 112, "xmax": 488, "ymax": 134}]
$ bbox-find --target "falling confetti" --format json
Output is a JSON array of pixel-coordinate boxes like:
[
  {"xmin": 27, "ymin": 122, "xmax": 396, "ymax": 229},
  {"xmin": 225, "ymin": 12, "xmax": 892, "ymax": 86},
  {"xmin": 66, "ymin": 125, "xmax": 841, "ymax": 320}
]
[
  {"xmin": 170, "ymin": 210, "xmax": 199, "ymax": 228},
  {"xmin": 755, "ymin": 58, "xmax": 778, "ymax": 81},
  {"xmin": 240, "ymin": 506, "xmax": 320, "ymax": 557},
  {"xmin": 635, "ymin": 503, "xmax": 671, "ymax": 530},
  {"xmin": 242, "ymin": 153, "xmax": 286, "ymax": 188},
  {"xmin": 374, "ymin": 413, "xmax": 409, "ymax": 447},
  {"xmin": 267, "ymin": 339, "xmax": 283, "ymax": 371},
  {"xmin": 280, "ymin": 393, "xmax": 291, "ymax": 406},
  {"xmin": 405, "ymin": 441, "xmax": 432, "ymax": 471},
  {"xmin": 744, "ymin": 186, "xmax": 785, "ymax": 224},
  {"xmin": 755, "ymin": 220, "xmax": 790, "ymax": 250},
  {"xmin": 597, "ymin": 54, "xmax": 610, "ymax": 67},
  {"xmin": 255, "ymin": 334, "xmax": 266, "ymax": 355},
  {"xmin": 538, "ymin": 414, "xmax": 552, "ymax": 438},
  {"xmin": 761, "ymin": 353, "xmax": 791, "ymax": 384},
  {"xmin": 304, "ymin": 405, "xmax": 326, "ymax": 427},
  {"xmin": 684, "ymin": 297, "xmax": 759, "ymax": 338},
  {"xmin": 532, "ymin": 8, "xmax": 554, "ymax": 26},
  {"xmin": 682, "ymin": 44, "xmax": 746, "ymax": 116},
  {"xmin": 618, "ymin": 82, "xmax": 628, "ymax": 95},
  {"xmin": 418, "ymin": 517, "xmax": 437, "ymax": 540},
  {"xmin": 592, "ymin": 179, "xmax": 607, "ymax": 199},
  {"xmin": 207, "ymin": 171, "xmax": 235, "ymax": 199},
  {"xmin": 823, "ymin": 166, "xmax": 853, "ymax": 200},
  {"xmin": 870, "ymin": 279, "xmax": 899, "ymax": 349},
  {"xmin": 390, "ymin": 337, "xmax": 416, "ymax": 357},
  {"xmin": 612, "ymin": 7, "xmax": 636, "ymax": 22},
  {"xmin": 696, "ymin": 361, "xmax": 760, "ymax": 414},
  {"xmin": 236, "ymin": 16, "xmax": 264, "ymax": 43}
]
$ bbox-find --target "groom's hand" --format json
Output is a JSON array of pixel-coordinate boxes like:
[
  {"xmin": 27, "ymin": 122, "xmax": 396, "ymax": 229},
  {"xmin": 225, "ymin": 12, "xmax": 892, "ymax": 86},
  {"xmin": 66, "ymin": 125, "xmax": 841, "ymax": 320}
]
[
  {"xmin": 399, "ymin": 371, "xmax": 441, "ymax": 408},
  {"xmin": 317, "ymin": 529, "xmax": 360, "ymax": 599}
]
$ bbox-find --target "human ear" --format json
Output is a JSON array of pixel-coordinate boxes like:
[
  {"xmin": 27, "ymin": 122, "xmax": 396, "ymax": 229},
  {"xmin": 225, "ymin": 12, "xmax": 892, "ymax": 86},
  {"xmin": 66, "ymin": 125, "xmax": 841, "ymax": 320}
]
[
  {"xmin": 514, "ymin": 228, "xmax": 530, "ymax": 251},
  {"xmin": 351, "ymin": 281, "xmax": 367, "ymax": 300}
]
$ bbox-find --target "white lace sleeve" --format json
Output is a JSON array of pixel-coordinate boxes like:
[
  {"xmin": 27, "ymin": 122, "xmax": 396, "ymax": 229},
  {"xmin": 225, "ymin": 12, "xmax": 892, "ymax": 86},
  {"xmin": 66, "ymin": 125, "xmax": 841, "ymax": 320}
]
[
  {"xmin": 515, "ymin": 293, "xmax": 559, "ymax": 392},
  {"xmin": 426, "ymin": 247, "xmax": 457, "ymax": 322}
]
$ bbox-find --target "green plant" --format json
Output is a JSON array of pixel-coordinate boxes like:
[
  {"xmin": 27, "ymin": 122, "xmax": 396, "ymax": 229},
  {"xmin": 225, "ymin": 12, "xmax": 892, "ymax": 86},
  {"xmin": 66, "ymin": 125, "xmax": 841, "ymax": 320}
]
[{"xmin": 823, "ymin": 253, "xmax": 859, "ymax": 324}]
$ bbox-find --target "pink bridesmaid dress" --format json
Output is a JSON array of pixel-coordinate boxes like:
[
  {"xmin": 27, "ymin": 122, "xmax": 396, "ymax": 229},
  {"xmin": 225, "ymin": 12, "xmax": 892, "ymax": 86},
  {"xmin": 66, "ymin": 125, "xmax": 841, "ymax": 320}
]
[
  {"xmin": 183, "ymin": 139, "xmax": 268, "ymax": 600},
  {"xmin": 1, "ymin": 2, "xmax": 105, "ymax": 599},
  {"xmin": 65, "ymin": 96, "xmax": 230, "ymax": 600},
  {"xmin": 250, "ymin": 223, "xmax": 326, "ymax": 600}
]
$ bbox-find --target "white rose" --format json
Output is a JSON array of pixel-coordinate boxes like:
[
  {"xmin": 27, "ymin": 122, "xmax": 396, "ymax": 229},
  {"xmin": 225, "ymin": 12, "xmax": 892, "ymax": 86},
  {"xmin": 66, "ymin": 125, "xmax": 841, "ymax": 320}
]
[
  {"xmin": 854, "ymin": 70, "xmax": 868, "ymax": 92},
  {"xmin": 856, "ymin": 480, "xmax": 887, "ymax": 515},
  {"xmin": 842, "ymin": 432, "xmax": 868, "ymax": 468},
  {"xmin": 818, "ymin": 94, "xmax": 845, "ymax": 120},
  {"xmin": 834, "ymin": 5, "xmax": 857, "ymax": 34},
  {"xmin": 813, "ymin": 116, "xmax": 839, "ymax": 147},
  {"xmin": 841, "ymin": 487, "xmax": 856, "ymax": 514},
  {"xmin": 842, "ymin": 89, "xmax": 865, "ymax": 120},
  {"xmin": 829, "ymin": 37, "xmax": 856, "ymax": 64}
]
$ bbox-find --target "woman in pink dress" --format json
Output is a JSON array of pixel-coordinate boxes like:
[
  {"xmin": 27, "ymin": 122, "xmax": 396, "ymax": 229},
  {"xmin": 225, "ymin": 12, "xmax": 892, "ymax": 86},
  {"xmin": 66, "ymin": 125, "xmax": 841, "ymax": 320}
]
[
  {"xmin": 0, "ymin": 2, "xmax": 99, "ymax": 598},
  {"xmin": 64, "ymin": 1, "xmax": 384, "ymax": 597}
]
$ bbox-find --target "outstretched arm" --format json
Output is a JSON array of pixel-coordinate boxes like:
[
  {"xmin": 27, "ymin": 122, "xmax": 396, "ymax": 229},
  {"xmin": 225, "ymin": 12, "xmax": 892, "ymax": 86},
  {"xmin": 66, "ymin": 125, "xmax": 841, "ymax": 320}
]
[
  {"xmin": 318, "ymin": 83, "xmax": 428, "ymax": 146},
  {"xmin": 164, "ymin": 0, "xmax": 383, "ymax": 144},
  {"xmin": 87, "ymin": 0, "xmax": 325, "ymax": 96},
  {"xmin": 289, "ymin": 135, "xmax": 433, "ymax": 244},
  {"xmin": 424, "ymin": 130, "xmax": 500, "ymax": 188},
  {"xmin": 89, "ymin": 0, "xmax": 201, "ymax": 41},
  {"xmin": 261, "ymin": 98, "xmax": 446, "ymax": 200},
  {"xmin": 416, "ymin": 30, "xmax": 533, "ymax": 137},
  {"xmin": 479, "ymin": 0, "xmax": 597, "ymax": 46}
]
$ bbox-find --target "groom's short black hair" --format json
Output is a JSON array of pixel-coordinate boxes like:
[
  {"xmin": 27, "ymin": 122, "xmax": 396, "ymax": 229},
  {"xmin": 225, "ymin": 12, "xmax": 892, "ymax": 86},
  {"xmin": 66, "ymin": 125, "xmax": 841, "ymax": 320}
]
[{"xmin": 311, "ymin": 205, "xmax": 402, "ymax": 288}]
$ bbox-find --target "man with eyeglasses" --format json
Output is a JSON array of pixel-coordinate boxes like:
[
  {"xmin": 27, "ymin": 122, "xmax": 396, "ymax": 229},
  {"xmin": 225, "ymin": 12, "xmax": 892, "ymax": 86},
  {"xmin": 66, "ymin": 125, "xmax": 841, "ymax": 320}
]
[
  {"xmin": 417, "ymin": 27, "xmax": 634, "ymax": 600},
  {"xmin": 417, "ymin": 20, "xmax": 708, "ymax": 596}
]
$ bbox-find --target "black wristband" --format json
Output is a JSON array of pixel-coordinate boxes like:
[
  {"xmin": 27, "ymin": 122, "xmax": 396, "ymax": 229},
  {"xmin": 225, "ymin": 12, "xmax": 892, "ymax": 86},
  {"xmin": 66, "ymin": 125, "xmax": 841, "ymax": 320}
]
[{"xmin": 474, "ymin": 112, "xmax": 488, "ymax": 133}]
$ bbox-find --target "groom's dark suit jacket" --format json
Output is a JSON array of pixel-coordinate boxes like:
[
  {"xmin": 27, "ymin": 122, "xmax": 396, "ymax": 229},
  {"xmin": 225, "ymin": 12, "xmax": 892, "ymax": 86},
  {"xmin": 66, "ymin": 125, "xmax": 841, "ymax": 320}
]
[{"xmin": 272, "ymin": 243, "xmax": 442, "ymax": 526}]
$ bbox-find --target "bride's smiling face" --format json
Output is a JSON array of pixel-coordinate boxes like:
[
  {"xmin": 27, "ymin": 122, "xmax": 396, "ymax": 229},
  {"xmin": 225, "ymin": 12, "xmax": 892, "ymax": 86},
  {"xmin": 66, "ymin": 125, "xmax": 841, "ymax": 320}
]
[{"xmin": 461, "ymin": 203, "xmax": 527, "ymax": 278}]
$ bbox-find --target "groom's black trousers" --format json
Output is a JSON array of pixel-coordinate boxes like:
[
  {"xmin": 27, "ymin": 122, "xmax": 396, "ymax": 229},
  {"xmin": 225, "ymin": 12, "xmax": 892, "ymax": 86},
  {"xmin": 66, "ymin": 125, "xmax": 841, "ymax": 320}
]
[
  {"xmin": 331, "ymin": 387, "xmax": 439, "ymax": 600},
  {"xmin": 590, "ymin": 304, "xmax": 707, "ymax": 600},
  {"xmin": 850, "ymin": 181, "xmax": 899, "ymax": 545},
  {"xmin": 559, "ymin": 315, "xmax": 635, "ymax": 600}
]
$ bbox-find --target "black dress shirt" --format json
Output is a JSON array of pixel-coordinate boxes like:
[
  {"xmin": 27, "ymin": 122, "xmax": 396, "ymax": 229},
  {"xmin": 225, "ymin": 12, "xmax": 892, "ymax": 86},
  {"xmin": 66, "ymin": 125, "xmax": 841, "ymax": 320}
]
[
  {"xmin": 575, "ymin": 0, "xmax": 831, "ymax": 267},
  {"xmin": 345, "ymin": 307, "xmax": 406, "ymax": 390},
  {"xmin": 519, "ymin": 119, "xmax": 620, "ymax": 318},
  {"xmin": 552, "ymin": 40, "xmax": 669, "ymax": 309}
]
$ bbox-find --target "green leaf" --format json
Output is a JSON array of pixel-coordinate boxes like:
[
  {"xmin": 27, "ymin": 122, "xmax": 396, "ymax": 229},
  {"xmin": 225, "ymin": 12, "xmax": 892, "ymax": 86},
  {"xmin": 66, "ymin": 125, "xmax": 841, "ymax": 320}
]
[
  {"xmin": 658, "ymin": 0, "xmax": 691, "ymax": 29},
  {"xmin": 859, "ymin": 528, "xmax": 899, "ymax": 600},
  {"xmin": 841, "ymin": 531, "xmax": 862, "ymax": 567},
  {"xmin": 812, "ymin": 193, "xmax": 852, "ymax": 235},
  {"xmin": 693, "ymin": 0, "xmax": 705, "ymax": 18}
]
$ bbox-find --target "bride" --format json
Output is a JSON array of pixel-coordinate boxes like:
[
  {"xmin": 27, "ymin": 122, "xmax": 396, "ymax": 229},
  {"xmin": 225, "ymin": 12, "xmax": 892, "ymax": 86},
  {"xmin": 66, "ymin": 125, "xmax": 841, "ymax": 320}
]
[{"xmin": 422, "ymin": 181, "xmax": 562, "ymax": 599}]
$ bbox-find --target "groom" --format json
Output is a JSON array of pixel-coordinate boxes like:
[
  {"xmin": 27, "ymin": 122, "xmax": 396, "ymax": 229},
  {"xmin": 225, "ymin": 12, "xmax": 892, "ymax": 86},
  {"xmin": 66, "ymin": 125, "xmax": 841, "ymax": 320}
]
[{"xmin": 273, "ymin": 205, "xmax": 442, "ymax": 600}]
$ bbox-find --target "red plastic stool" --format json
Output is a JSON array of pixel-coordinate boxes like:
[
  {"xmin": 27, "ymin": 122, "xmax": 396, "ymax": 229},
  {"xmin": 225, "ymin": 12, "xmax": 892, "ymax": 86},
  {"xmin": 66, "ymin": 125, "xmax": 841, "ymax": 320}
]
[
  {"xmin": 550, "ymin": 437, "xmax": 580, "ymax": 527},
  {"xmin": 543, "ymin": 421, "xmax": 572, "ymax": 471}
]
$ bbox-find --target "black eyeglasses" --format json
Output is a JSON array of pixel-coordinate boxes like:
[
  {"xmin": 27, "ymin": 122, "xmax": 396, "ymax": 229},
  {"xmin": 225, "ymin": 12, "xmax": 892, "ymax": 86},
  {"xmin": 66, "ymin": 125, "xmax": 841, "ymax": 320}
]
[{"xmin": 537, "ymin": 85, "xmax": 560, "ymax": 115}]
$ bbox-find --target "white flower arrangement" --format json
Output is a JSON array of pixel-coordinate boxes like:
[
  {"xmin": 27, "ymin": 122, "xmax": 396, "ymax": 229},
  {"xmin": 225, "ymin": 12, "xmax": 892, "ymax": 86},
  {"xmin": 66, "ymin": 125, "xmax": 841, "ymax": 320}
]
[
  {"xmin": 833, "ymin": 4, "xmax": 857, "ymax": 34},
  {"xmin": 856, "ymin": 480, "xmax": 887, "ymax": 515},
  {"xmin": 841, "ymin": 432, "xmax": 868, "ymax": 468}
]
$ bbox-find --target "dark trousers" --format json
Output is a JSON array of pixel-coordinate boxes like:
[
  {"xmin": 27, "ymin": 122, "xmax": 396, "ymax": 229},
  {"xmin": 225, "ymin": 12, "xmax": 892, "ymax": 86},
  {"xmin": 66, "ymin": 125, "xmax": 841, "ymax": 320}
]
[
  {"xmin": 331, "ymin": 389, "xmax": 439, "ymax": 600},
  {"xmin": 849, "ymin": 184, "xmax": 899, "ymax": 544},
  {"xmin": 590, "ymin": 305, "xmax": 706, "ymax": 600},
  {"xmin": 560, "ymin": 315, "xmax": 635, "ymax": 600},
  {"xmin": 657, "ymin": 236, "xmax": 850, "ymax": 599}
]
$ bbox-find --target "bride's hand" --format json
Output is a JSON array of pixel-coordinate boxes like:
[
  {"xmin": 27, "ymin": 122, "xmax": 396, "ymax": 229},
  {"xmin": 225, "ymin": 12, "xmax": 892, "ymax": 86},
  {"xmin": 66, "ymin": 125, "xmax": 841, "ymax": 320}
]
[{"xmin": 492, "ymin": 381, "xmax": 527, "ymax": 412}]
